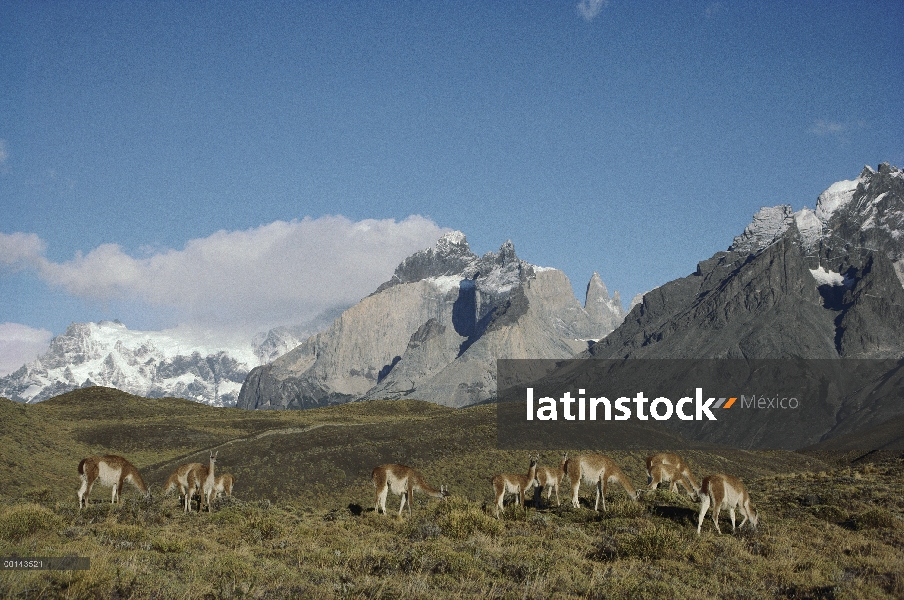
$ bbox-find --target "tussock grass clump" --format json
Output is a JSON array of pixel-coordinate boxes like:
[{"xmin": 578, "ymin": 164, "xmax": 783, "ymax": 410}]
[
  {"xmin": 617, "ymin": 522, "xmax": 687, "ymax": 561},
  {"xmin": 853, "ymin": 507, "xmax": 901, "ymax": 530},
  {"xmin": 433, "ymin": 497, "xmax": 503, "ymax": 539},
  {"xmin": 150, "ymin": 531, "xmax": 190, "ymax": 554},
  {"xmin": 0, "ymin": 503, "xmax": 62, "ymax": 541},
  {"xmin": 608, "ymin": 498, "xmax": 648, "ymax": 519},
  {"xmin": 810, "ymin": 504, "xmax": 848, "ymax": 523}
]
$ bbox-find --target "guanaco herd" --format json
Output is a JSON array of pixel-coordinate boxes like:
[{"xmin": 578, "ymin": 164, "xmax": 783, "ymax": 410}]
[
  {"xmin": 77, "ymin": 451, "xmax": 235, "ymax": 514},
  {"xmin": 77, "ymin": 451, "xmax": 758, "ymax": 535}
]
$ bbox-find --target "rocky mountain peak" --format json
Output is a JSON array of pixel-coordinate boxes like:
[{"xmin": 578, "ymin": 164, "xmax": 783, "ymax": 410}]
[
  {"xmin": 434, "ymin": 230, "xmax": 470, "ymax": 254},
  {"xmin": 586, "ymin": 272, "xmax": 609, "ymax": 302},
  {"xmin": 495, "ymin": 239, "xmax": 517, "ymax": 264},
  {"xmin": 592, "ymin": 162, "xmax": 904, "ymax": 363},
  {"xmin": 373, "ymin": 230, "xmax": 479, "ymax": 293},
  {"xmin": 730, "ymin": 163, "xmax": 903, "ymax": 271},
  {"xmin": 238, "ymin": 231, "xmax": 625, "ymax": 409}
]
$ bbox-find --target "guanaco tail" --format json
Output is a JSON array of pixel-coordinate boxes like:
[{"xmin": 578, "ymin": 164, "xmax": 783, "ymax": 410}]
[
  {"xmin": 372, "ymin": 464, "xmax": 449, "ymax": 517},
  {"xmin": 491, "ymin": 455, "xmax": 540, "ymax": 519},
  {"xmin": 697, "ymin": 473, "xmax": 759, "ymax": 535},
  {"xmin": 535, "ymin": 453, "xmax": 568, "ymax": 507},
  {"xmin": 646, "ymin": 452, "xmax": 700, "ymax": 499},
  {"xmin": 77, "ymin": 455, "xmax": 148, "ymax": 508},
  {"xmin": 567, "ymin": 453, "xmax": 638, "ymax": 511}
]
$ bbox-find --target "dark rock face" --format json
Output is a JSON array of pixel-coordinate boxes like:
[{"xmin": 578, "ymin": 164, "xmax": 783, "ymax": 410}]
[
  {"xmin": 583, "ymin": 163, "xmax": 904, "ymax": 450},
  {"xmin": 237, "ymin": 232, "xmax": 625, "ymax": 409},
  {"xmin": 591, "ymin": 163, "xmax": 904, "ymax": 361}
]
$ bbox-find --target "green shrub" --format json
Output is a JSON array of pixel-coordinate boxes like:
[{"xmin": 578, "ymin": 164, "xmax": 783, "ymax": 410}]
[{"xmin": 0, "ymin": 503, "xmax": 62, "ymax": 541}]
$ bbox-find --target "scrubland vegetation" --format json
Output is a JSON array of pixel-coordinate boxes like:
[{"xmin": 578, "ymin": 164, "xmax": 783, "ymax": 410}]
[{"xmin": 1, "ymin": 389, "xmax": 902, "ymax": 598}]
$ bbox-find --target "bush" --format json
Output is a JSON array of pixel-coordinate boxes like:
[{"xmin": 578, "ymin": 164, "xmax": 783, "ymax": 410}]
[
  {"xmin": 616, "ymin": 524, "xmax": 685, "ymax": 561},
  {"xmin": 243, "ymin": 512, "xmax": 283, "ymax": 542},
  {"xmin": 434, "ymin": 498, "xmax": 503, "ymax": 539},
  {"xmin": 0, "ymin": 503, "xmax": 62, "ymax": 541}
]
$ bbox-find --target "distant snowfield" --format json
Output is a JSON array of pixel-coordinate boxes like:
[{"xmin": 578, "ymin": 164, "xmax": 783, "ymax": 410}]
[{"xmin": 0, "ymin": 320, "xmax": 308, "ymax": 407}]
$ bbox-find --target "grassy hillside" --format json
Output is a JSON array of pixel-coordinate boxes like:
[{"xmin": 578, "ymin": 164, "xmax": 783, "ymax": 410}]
[{"xmin": 1, "ymin": 388, "xmax": 902, "ymax": 598}]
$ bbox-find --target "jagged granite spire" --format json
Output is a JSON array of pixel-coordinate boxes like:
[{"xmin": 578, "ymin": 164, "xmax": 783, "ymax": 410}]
[{"xmin": 583, "ymin": 272, "xmax": 625, "ymax": 333}]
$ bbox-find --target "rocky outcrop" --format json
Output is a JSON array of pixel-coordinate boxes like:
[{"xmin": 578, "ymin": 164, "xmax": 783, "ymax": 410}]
[
  {"xmin": 590, "ymin": 164, "xmax": 904, "ymax": 361},
  {"xmin": 238, "ymin": 232, "xmax": 625, "ymax": 409}
]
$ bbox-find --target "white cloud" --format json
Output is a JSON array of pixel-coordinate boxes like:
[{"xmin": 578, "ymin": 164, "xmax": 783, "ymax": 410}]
[
  {"xmin": 4, "ymin": 215, "xmax": 449, "ymax": 336},
  {"xmin": 577, "ymin": 0, "xmax": 609, "ymax": 21},
  {"xmin": 0, "ymin": 323, "xmax": 52, "ymax": 377},
  {"xmin": 0, "ymin": 232, "xmax": 46, "ymax": 270}
]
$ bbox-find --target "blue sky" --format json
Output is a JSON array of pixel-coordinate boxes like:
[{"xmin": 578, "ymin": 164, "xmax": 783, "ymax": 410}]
[{"xmin": 1, "ymin": 1, "xmax": 902, "ymax": 373}]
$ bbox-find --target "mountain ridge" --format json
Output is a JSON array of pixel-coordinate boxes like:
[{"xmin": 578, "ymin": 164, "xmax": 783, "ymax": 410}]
[
  {"xmin": 238, "ymin": 232, "xmax": 625, "ymax": 409},
  {"xmin": 0, "ymin": 313, "xmax": 343, "ymax": 406}
]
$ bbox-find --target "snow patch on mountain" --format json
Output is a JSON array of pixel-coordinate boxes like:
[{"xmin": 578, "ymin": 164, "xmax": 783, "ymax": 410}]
[
  {"xmin": 0, "ymin": 314, "xmax": 339, "ymax": 406},
  {"xmin": 815, "ymin": 178, "xmax": 859, "ymax": 221},
  {"xmin": 809, "ymin": 266, "xmax": 851, "ymax": 288}
]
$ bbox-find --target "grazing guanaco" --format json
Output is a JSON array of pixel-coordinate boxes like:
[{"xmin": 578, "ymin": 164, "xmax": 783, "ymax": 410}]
[
  {"xmin": 697, "ymin": 473, "xmax": 759, "ymax": 535},
  {"xmin": 214, "ymin": 473, "xmax": 235, "ymax": 499},
  {"xmin": 536, "ymin": 453, "xmax": 568, "ymax": 507},
  {"xmin": 567, "ymin": 453, "xmax": 638, "ymax": 511},
  {"xmin": 162, "ymin": 462, "xmax": 203, "ymax": 512},
  {"xmin": 77, "ymin": 455, "xmax": 148, "ymax": 508},
  {"xmin": 372, "ymin": 464, "xmax": 449, "ymax": 517},
  {"xmin": 492, "ymin": 455, "xmax": 540, "ymax": 519},
  {"xmin": 646, "ymin": 452, "xmax": 700, "ymax": 499},
  {"xmin": 185, "ymin": 451, "xmax": 218, "ymax": 513}
]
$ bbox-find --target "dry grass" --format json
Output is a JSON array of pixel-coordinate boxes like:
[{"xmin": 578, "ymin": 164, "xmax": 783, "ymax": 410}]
[{"xmin": 0, "ymin": 389, "xmax": 902, "ymax": 598}]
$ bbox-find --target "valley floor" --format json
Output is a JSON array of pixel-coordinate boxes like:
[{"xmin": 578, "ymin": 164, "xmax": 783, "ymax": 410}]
[
  {"xmin": 1, "ymin": 460, "xmax": 903, "ymax": 599},
  {"xmin": 1, "ymin": 390, "xmax": 902, "ymax": 598}
]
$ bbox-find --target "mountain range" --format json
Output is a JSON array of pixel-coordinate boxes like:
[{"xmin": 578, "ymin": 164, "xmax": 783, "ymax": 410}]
[
  {"xmin": 0, "ymin": 311, "xmax": 344, "ymax": 407},
  {"xmin": 589, "ymin": 162, "xmax": 904, "ymax": 360},
  {"xmin": 237, "ymin": 231, "xmax": 625, "ymax": 409},
  {"xmin": 3, "ymin": 162, "xmax": 901, "ymax": 447}
]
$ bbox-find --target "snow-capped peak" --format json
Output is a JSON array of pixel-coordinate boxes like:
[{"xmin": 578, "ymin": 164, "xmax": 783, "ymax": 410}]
[
  {"xmin": 731, "ymin": 163, "xmax": 902, "ymax": 257},
  {"xmin": 815, "ymin": 178, "xmax": 859, "ymax": 222}
]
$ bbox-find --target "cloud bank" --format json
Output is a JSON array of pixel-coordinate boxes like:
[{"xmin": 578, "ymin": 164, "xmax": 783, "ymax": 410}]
[
  {"xmin": 0, "ymin": 323, "xmax": 53, "ymax": 376},
  {"xmin": 0, "ymin": 215, "xmax": 449, "ymax": 337}
]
